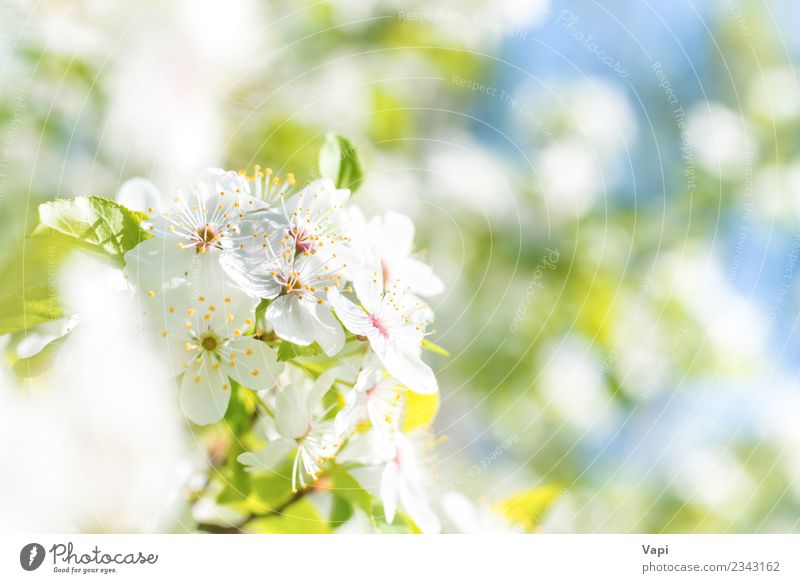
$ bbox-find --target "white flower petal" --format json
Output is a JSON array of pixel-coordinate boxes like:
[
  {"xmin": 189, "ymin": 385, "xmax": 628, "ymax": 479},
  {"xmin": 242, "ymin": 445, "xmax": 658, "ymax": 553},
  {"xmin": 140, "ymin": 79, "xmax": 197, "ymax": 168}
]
[
  {"xmin": 116, "ymin": 177, "xmax": 162, "ymax": 215},
  {"xmin": 398, "ymin": 482, "xmax": 441, "ymax": 533},
  {"xmin": 124, "ymin": 236, "xmax": 191, "ymax": 294},
  {"xmin": 285, "ymin": 178, "xmax": 349, "ymax": 215},
  {"xmin": 381, "ymin": 461, "xmax": 399, "ymax": 524},
  {"xmin": 353, "ymin": 270, "xmax": 384, "ymax": 313},
  {"xmin": 220, "ymin": 253, "xmax": 283, "ymax": 300},
  {"xmin": 338, "ymin": 428, "xmax": 395, "ymax": 465},
  {"xmin": 179, "ymin": 357, "xmax": 231, "ymax": 425},
  {"xmin": 372, "ymin": 211, "xmax": 414, "ymax": 263},
  {"xmin": 328, "ymin": 288, "xmax": 372, "ymax": 335},
  {"xmin": 237, "ymin": 437, "xmax": 296, "ymax": 472},
  {"xmin": 266, "ymin": 295, "xmax": 315, "ymax": 346},
  {"xmin": 311, "ymin": 302, "xmax": 345, "ymax": 356},
  {"xmin": 380, "ymin": 344, "xmax": 438, "ymax": 394},
  {"xmin": 310, "ymin": 369, "xmax": 337, "ymax": 406},
  {"xmin": 354, "ymin": 354, "xmax": 385, "ymax": 393},
  {"xmin": 275, "ymin": 384, "xmax": 310, "ymax": 440},
  {"xmin": 225, "ymin": 337, "xmax": 280, "ymax": 392},
  {"xmin": 160, "ymin": 330, "xmax": 195, "ymax": 379},
  {"xmin": 398, "ymin": 258, "xmax": 444, "ymax": 297}
]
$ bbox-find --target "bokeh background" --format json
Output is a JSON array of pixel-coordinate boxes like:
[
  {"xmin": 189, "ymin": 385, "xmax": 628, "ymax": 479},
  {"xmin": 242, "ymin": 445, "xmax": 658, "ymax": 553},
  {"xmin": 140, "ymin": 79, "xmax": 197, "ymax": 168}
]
[{"xmin": 2, "ymin": 0, "xmax": 800, "ymax": 532}]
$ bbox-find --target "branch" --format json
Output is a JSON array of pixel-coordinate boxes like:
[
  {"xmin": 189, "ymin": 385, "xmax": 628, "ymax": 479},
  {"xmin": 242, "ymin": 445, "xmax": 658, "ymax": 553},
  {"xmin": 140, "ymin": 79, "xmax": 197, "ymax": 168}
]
[{"xmin": 196, "ymin": 488, "xmax": 310, "ymax": 534}]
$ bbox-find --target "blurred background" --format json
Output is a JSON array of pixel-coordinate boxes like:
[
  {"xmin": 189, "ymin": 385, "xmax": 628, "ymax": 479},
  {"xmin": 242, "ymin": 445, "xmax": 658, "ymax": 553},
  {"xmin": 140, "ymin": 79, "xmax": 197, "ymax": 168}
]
[{"xmin": 2, "ymin": 0, "xmax": 800, "ymax": 532}]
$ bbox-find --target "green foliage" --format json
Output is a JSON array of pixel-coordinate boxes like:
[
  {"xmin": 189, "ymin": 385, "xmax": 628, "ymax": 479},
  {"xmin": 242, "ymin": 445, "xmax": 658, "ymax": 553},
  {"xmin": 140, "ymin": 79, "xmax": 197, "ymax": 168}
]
[
  {"xmin": 370, "ymin": 502, "xmax": 414, "ymax": 533},
  {"xmin": 0, "ymin": 287, "xmax": 62, "ymax": 336},
  {"xmin": 328, "ymin": 465, "xmax": 372, "ymax": 517},
  {"xmin": 403, "ymin": 391, "xmax": 439, "ymax": 432},
  {"xmin": 496, "ymin": 484, "xmax": 563, "ymax": 532},
  {"xmin": 277, "ymin": 341, "xmax": 323, "ymax": 362},
  {"xmin": 421, "ymin": 338, "xmax": 449, "ymax": 356},
  {"xmin": 12, "ymin": 335, "xmax": 68, "ymax": 378},
  {"xmin": 249, "ymin": 498, "xmax": 331, "ymax": 534},
  {"xmin": 36, "ymin": 196, "xmax": 150, "ymax": 263},
  {"xmin": 370, "ymin": 87, "xmax": 413, "ymax": 145},
  {"xmin": 248, "ymin": 459, "xmax": 309, "ymax": 515},
  {"xmin": 318, "ymin": 133, "xmax": 365, "ymax": 192},
  {"xmin": 329, "ymin": 494, "xmax": 354, "ymax": 526}
]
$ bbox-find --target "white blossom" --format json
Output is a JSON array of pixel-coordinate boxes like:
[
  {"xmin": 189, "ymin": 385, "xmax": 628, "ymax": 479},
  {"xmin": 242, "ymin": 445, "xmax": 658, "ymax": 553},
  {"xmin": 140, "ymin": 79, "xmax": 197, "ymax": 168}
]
[
  {"xmin": 238, "ymin": 374, "xmax": 341, "ymax": 492},
  {"xmin": 124, "ymin": 168, "xmax": 267, "ymax": 296},
  {"xmin": 145, "ymin": 283, "xmax": 280, "ymax": 425},
  {"xmin": 329, "ymin": 273, "xmax": 438, "ymax": 394}
]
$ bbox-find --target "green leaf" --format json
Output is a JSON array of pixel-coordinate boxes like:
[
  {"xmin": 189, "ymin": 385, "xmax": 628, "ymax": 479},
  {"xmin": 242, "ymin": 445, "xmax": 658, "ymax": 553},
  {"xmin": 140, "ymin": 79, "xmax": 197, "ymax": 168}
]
[
  {"xmin": 403, "ymin": 391, "xmax": 440, "ymax": 432},
  {"xmin": 248, "ymin": 498, "xmax": 331, "ymax": 534},
  {"xmin": 36, "ymin": 195, "xmax": 151, "ymax": 262},
  {"xmin": 250, "ymin": 465, "xmax": 295, "ymax": 511},
  {"xmin": 371, "ymin": 501, "xmax": 414, "ymax": 533},
  {"xmin": 328, "ymin": 466, "xmax": 372, "ymax": 516},
  {"xmin": 12, "ymin": 335, "xmax": 69, "ymax": 378},
  {"xmin": 421, "ymin": 338, "xmax": 449, "ymax": 357},
  {"xmin": 318, "ymin": 133, "xmax": 365, "ymax": 192},
  {"xmin": 217, "ymin": 467, "xmax": 251, "ymax": 505},
  {"xmin": 496, "ymin": 484, "xmax": 563, "ymax": 532},
  {"xmin": 223, "ymin": 381, "xmax": 257, "ymax": 434},
  {"xmin": 329, "ymin": 495, "xmax": 354, "ymax": 526},
  {"xmin": 277, "ymin": 341, "xmax": 323, "ymax": 362},
  {"xmin": 0, "ymin": 287, "xmax": 62, "ymax": 336}
]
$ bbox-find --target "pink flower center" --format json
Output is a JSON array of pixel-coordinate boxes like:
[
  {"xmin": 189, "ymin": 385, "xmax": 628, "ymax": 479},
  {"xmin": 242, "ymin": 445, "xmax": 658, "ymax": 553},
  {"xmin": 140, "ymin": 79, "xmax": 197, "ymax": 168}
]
[
  {"xmin": 292, "ymin": 227, "xmax": 315, "ymax": 254},
  {"xmin": 393, "ymin": 445, "xmax": 402, "ymax": 467},
  {"xmin": 369, "ymin": 313, "xmax": 390, "ymax": 339}
]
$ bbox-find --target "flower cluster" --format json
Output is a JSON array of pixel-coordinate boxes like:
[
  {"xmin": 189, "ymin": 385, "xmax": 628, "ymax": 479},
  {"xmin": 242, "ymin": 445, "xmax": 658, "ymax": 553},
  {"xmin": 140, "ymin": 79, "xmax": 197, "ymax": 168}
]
[{"xmin": 122, "ymin": 166, "xmax": 444, "ymax": 532}]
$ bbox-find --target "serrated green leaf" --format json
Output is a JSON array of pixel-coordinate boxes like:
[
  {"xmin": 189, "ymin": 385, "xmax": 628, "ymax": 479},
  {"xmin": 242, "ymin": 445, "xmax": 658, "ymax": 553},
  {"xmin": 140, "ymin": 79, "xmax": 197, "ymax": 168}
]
[
  {"xmin": 495, "ymin": 484, "xmax": 562, "ymax": 532},
  {"xmin": 248, "ymin": 498, "xmax": 331, "ymax": 534},
  {"xmin": 277, "ymin": 341, "xmax": 323, "ymax": 362},
  {"xmin": 421, "ymin": 338, "xmax": 449, "ymax": 356},
  {"xmin": 36, "ymin": 195, "xmax": 151, "ymax": 262},
  {"xmin": 318, "ymin": 133, "xmax": 364, "ymax": 192},
  {"xmin": 0, "ymin": 287, "xmax": 62, "ymax": 336}
]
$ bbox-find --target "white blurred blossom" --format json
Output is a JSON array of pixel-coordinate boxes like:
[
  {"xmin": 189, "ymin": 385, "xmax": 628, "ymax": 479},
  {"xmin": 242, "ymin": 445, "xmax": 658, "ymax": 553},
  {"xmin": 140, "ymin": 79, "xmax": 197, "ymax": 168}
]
[{"xmin": 0, "ymin": 254, "xmax": 189, "ymax": 533}]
